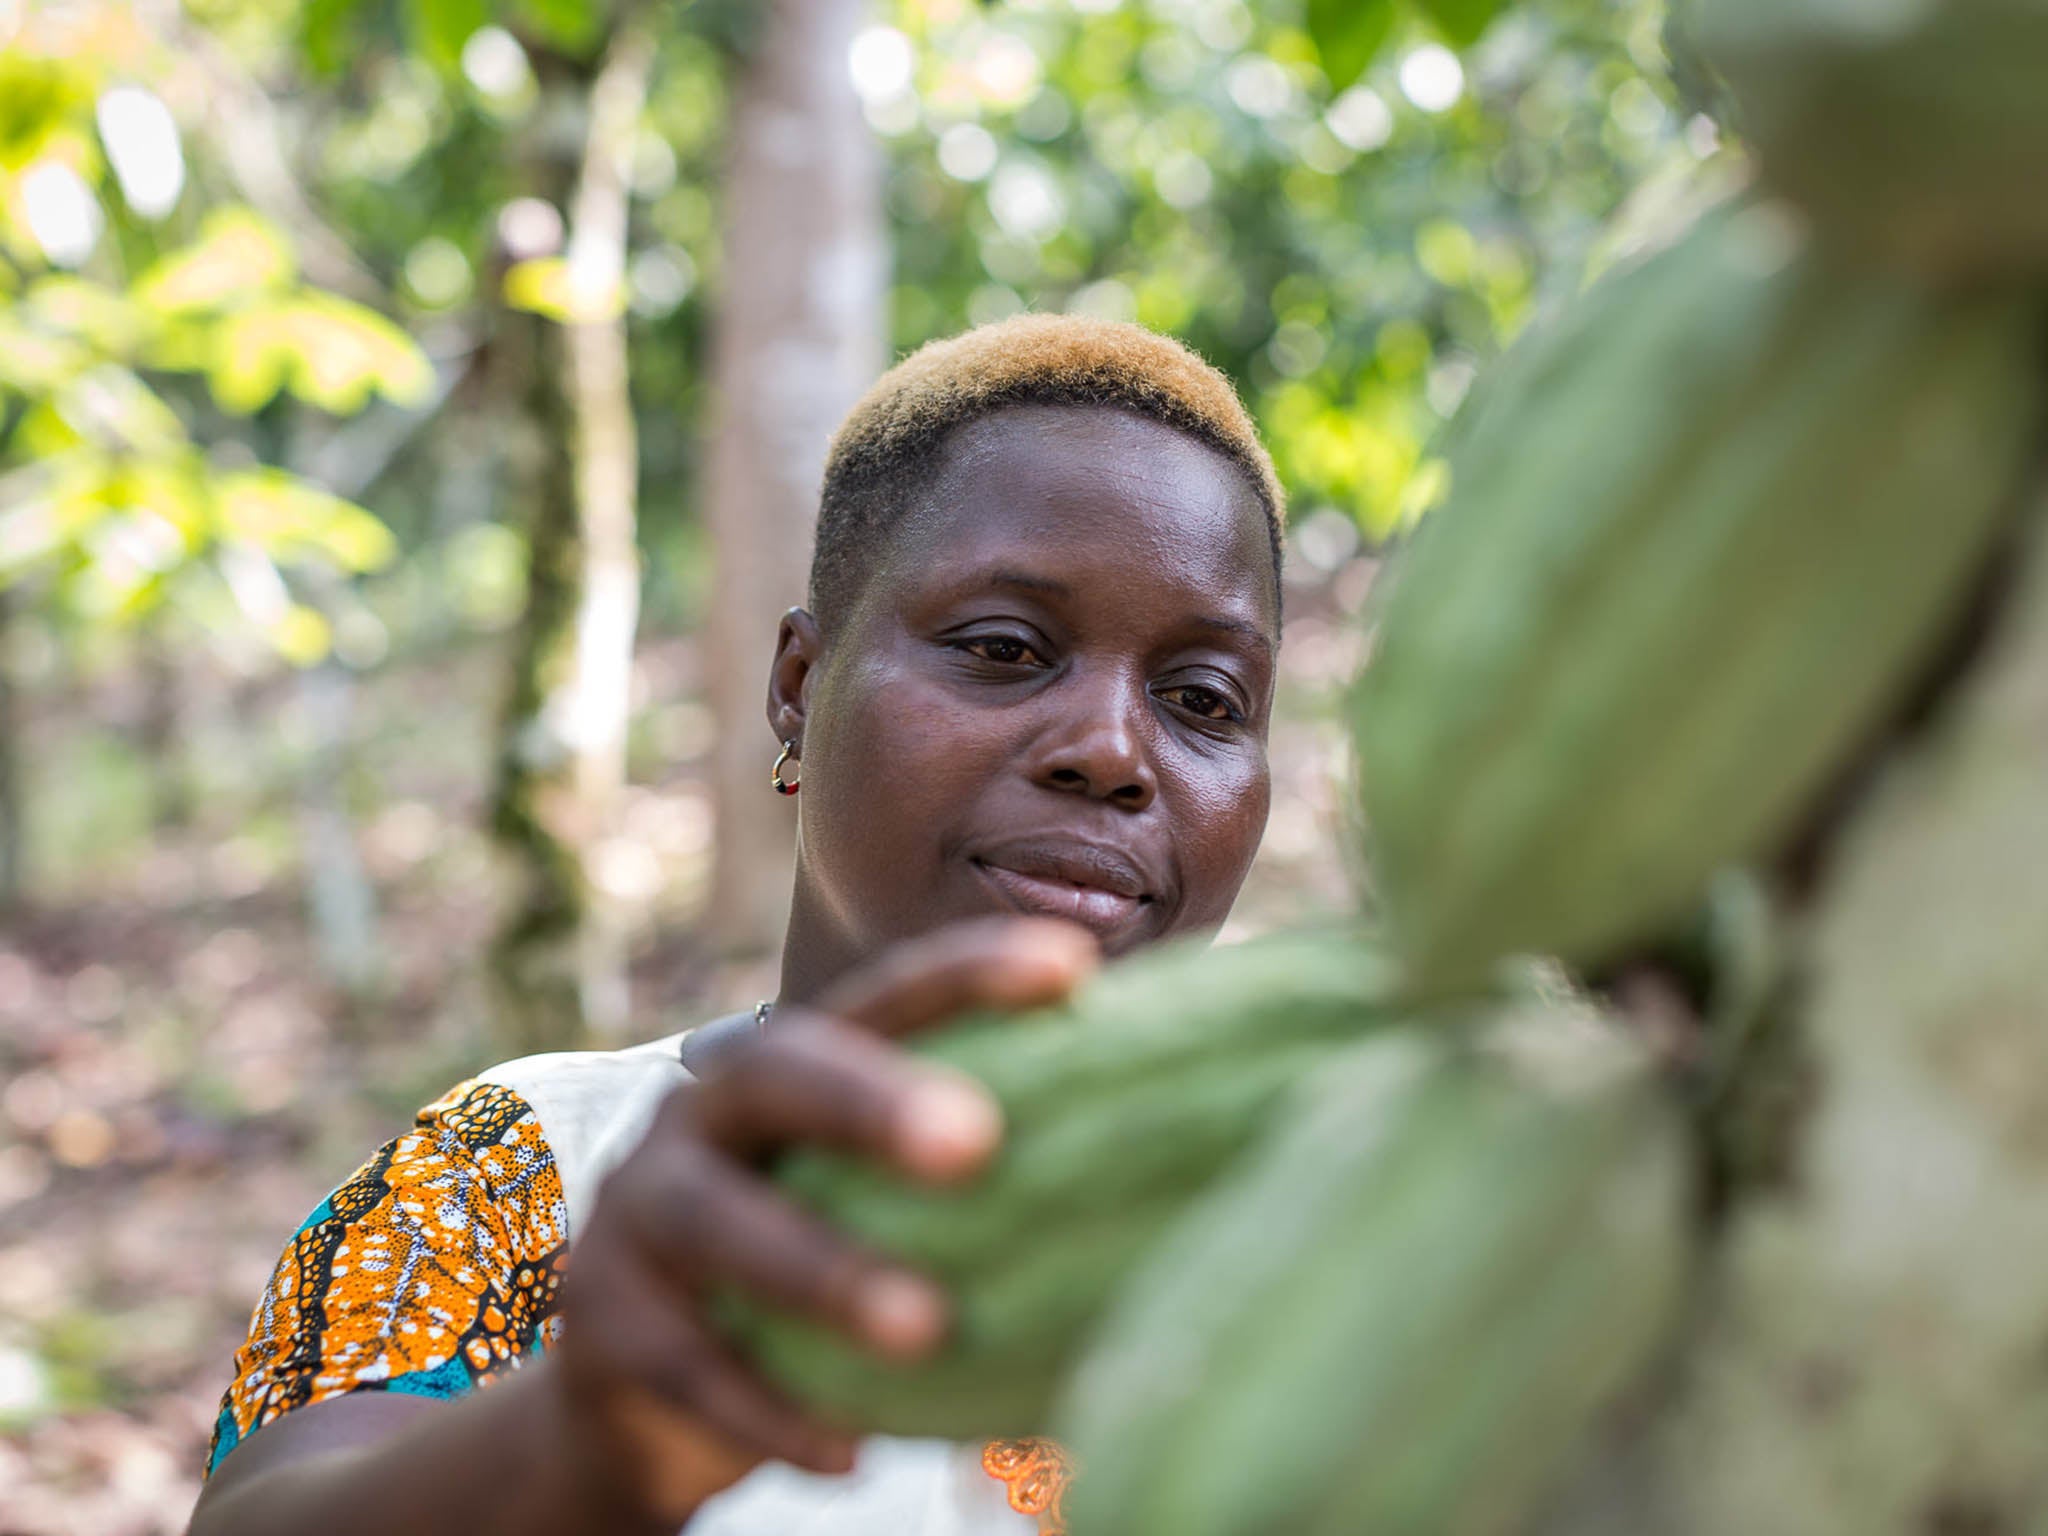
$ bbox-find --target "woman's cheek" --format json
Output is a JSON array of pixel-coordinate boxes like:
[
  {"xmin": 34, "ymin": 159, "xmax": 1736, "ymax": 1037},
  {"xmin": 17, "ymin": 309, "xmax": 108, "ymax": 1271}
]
[
  {"xmin": 870, "ymin": 672, "xmax": 987, "ymax": 777},
  {"xmin": 811, "ymin": 669, "xmax": 991, "ymax": 844},
  {"xmin": 1179, "ymin": 750, "xmax": 1272, "ymax": 917}
]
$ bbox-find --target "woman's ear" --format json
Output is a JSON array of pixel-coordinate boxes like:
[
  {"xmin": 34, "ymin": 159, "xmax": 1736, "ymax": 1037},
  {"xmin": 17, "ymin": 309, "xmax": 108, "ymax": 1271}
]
[{"xmin": 767, "ymin": 607, "xmax": 825, "ymax": 750}]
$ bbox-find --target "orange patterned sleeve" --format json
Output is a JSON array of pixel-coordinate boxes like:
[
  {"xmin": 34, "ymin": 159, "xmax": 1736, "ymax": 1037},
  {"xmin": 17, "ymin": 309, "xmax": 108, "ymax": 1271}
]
[
  {"xmin": 982, "ymin": 1436, "xmax": 1075, "ymax": 1536},
  {"xmin": 206, "ymin": 1080, "xmax": 569, "ymax": 1476}
]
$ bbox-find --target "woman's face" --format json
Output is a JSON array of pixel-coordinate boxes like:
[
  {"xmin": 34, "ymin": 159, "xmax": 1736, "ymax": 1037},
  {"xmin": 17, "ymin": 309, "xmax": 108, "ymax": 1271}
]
[{"xmin": 774, "ymin": 403, "xmax": 1279, "ymax": 990}]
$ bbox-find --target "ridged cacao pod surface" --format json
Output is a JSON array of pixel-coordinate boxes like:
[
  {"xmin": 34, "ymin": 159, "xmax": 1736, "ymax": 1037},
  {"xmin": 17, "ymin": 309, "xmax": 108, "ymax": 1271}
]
[
  {"xmin": 1688, "ymin": 0, "xmax": 2048, "ymax": 280},
  {"xmin": 1355, "ymin": 205, "xmax": 2043, "ymax": 994},
  {"xmin": 722, "ymin": 928, "xmax": 1419, "ymax": 1439},
  {"xmin": 1060, "ymin": 1007, "xmax": 1690, "ymax": 1536}
]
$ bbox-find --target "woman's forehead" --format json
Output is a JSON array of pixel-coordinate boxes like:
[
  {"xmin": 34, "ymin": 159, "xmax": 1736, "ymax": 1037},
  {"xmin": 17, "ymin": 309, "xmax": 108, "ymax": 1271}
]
[{"xmin": 890, "ymin": 404, "xmax": 1280, "ymax": 620}]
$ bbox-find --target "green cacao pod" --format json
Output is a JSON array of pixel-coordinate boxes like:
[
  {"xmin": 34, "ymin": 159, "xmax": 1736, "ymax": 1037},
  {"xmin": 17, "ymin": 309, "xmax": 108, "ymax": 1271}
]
[
  {"xmin": 1687, "ymin": 0, "xmax": 2048, "ymax": 281},
  {"xmin": 723, "ymin": 928, "xmax": 1416, "ymax": 1439},
  {"xmin": 1355, "ymin": 205, "xmax": 2043, "ymax": 994},
  {"xmin": 1060, "ymin": 1007, "xmax": 1690, "ymax": 1536}
]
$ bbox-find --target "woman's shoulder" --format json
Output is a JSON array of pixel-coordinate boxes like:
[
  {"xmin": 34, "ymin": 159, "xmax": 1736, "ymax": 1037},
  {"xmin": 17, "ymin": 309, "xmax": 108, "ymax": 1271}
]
[
  {"xmin": 475, "ymin": 1026, "xmax": 700, "ymax": 1235},
  {"xmin": 476, "ymin": 1026, "xmax": 695, "ymax": 1107}
]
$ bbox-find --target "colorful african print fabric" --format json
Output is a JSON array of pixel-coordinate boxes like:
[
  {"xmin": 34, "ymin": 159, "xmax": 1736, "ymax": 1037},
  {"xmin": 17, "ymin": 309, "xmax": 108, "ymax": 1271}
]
[
  {"xmin": 207, "ymin": 1063, "xmax": 1074, "ymax": 1533},
  {"xmin": 982, "ymin": 1437, "xmax": 1074, "ymax": 1534},
  {"xmin": 207, "ymin": 1080, "xmax": 568, "ymax": 1475}
]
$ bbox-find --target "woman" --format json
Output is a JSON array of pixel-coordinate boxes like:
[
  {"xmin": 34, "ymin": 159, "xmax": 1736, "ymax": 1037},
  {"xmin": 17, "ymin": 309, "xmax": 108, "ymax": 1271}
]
[{"xmin": 190, "ymin": 313, "xmax": 1286, "ymax": 1536}]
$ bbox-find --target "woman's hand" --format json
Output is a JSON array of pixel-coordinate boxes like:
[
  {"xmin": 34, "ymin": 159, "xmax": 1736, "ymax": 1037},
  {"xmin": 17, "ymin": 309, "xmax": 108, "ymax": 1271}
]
[{"xmin": 547, "ymin": 916, "xmax": 1099, "ymax": 1525}]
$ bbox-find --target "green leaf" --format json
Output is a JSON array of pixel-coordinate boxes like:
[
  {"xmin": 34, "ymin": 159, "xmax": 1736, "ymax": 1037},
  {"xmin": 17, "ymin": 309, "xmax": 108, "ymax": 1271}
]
[
  {"xmin": 0, "ymin": 449, "xmax": 205, "ymax": 598},
  {"xmin": 502, "ymin": 256, "xmax": 626, "ymax": 324},
  {"xmin": 509, "ymin": 0, "xmax": 603, "ymax": 55},
  {"xmin": 1416, "ymin": 0, "xmax": 1504, "ymax": 50},
  {"xmin": 207, "ymin": 293, "xmax": 431, "ymax": 416},
  {"xmin": 0, "ymin": 50, "xmax": 98, "ymax": 171},
  {"xmin": 214, "ymin": 468, "xmax": 397, "ymax": 573},
  {"xmin": 105, "ymin": 568, "xmax": 173, "ymax": 624},
  {"xmin": 27, "ymin": 275, "xmax": 139, "ymax": 354},
  {"xmin": 0, "ymin": 467, "xmax": 70, "ymax": 583},
  {"xmin": 265, "ymin": 602, "xmax": 333, "ymax": 665},
  {"xmin": 134, "ymin": 208, "xmax": 296, "ymax": 316},
  {"xmin": 0, "ymin": 314, "xmax": 90, "ymax": 394},
  {"xmin": 300, "ymin": 0, "xmax": 368, "ymax": 79},
  {"xmin": 118, "ymin": 460, "xmax": 213, "ymax": 551},
  {"xmin": 141, "ymin": 316, "xmax": 213, "ymax": 375},
  {"xmin": 13, "ymin": 398, "xmax": 86, "ymax": 459},
  {"xmin": 74, "ymin": 470, "xmax": 202, "ymax": 617},
  {"xmin": 406, "ymin": 0, "xmax": 490, "ymax": 76},
  {"xmin": 1308, "ymin": 0, "xmax": 1398, "ymax": 93},
  {"xmin": 281, "ymin": 293, "xmax": 435, "ymax": 412},
  {"xmin": 52, "ymin": 366, "xmax": 190, "ymax": 456},
  {"xmin": 208, "ymin": 306, "xmax": 292, "ymax": 414}
]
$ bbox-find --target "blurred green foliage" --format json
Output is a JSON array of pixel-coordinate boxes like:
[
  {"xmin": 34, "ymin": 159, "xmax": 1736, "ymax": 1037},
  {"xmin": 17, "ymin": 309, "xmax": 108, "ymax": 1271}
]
[
  {"xmin": 0, "ymin": 0, "xmax": 1706, "ymax": 661},
  {"xmin": 880, "ymin": 0, "xmax": 1699, "ymax": 538},
  {"xmin": 0, "ymin": 11, "xmax": 429, "ymax": 665}
]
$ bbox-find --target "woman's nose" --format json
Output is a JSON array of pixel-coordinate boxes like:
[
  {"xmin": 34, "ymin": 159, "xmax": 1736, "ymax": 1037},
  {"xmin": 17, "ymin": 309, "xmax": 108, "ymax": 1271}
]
[{"xmin": 1029, "ymin": 673, "xmax": 1157, "ymax": 810}]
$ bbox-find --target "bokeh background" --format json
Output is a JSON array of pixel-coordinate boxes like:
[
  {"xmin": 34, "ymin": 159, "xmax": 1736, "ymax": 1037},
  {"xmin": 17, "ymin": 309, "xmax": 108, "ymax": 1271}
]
[{"xmin": 0, "ymin": 0, "xmax": 1723, "ymax": 1527}]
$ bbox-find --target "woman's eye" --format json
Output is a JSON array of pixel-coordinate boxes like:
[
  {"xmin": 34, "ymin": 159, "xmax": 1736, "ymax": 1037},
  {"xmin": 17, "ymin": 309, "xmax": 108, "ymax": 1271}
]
[
  {"xmin": 962, "ymin": 636, "xmax": 1040, "ymax": 666},
  {"xmin": 1167, "ymin": 685, "xmax": 1241, "ymax": 722}
]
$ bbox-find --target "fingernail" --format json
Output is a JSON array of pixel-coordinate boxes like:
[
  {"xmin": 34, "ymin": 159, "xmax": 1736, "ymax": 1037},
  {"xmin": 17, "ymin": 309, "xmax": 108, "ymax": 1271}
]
[
  {"xmin": 899, "ymin": 1077, "xmax": 1002, "ymax": 1173},
  {"xmin": 860, "ymin": 1271, "xmax": 945, "ymax": 1355}
]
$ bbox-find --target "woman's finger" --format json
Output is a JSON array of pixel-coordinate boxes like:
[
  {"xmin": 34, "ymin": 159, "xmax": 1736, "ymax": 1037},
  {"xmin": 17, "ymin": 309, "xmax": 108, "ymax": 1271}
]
[
  {"xmin": 598, "ymin": 1258, "xmax": 859, "ymax": 1475},
  {"xmin": 659, "ymin": 1330, "xmax": 858, "ymax": 1474},
  {"xmin": 815, "ymin": 916, "xmax": 1099, "ymax": 1039},
  {"xmin": 695, "ymin": 1019, "xmax": 1000, "ymax": 1180},
  {"xmin": 619, "ymin": 1145, "xmax": 948, "ymax": 1359}
]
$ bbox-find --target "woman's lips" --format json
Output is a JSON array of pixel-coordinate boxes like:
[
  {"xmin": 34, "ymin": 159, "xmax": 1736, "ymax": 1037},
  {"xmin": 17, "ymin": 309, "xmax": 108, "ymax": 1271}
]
[{"xmin": 971, "ymin": 859, "xmax": 1149, "ymax": 937}]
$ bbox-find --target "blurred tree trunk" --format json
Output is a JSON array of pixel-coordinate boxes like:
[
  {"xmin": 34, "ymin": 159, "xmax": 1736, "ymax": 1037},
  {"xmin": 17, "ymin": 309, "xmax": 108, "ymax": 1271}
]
[
  {"xmin": 703, "ymin": 0, "xmax": 888, "ymax": 959},
  {"xmin": 490, "ymin": 24, "xmax": 654, "ymax": 1050},
  {"xmin": 0, "ymin": 588, "xmax": 22, "ymax": 912},
  {"xmin": 490, "ymin": 305, "xmax": 585, "ymax": 1051},
  {"xmin": 137, "ymin": 616, "xmax": 193, "ymax": 830},
  {"xmin": 295, "ymin": 658, "xmax": 384, "ymax": 999}
]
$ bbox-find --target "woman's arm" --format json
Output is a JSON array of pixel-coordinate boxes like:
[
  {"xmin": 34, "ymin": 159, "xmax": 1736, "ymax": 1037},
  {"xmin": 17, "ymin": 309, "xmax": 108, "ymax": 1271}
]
[
  {"xmin": 189, "ymin": 1364, "xmax": 674, "ymax": 1536},
  {"xmin": 187, "ymin": 918, "xmax": 1096, "ymax": 1536}
]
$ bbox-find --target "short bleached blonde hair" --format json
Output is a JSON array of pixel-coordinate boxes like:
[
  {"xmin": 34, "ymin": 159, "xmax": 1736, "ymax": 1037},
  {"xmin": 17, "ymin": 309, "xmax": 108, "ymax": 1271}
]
[{"xmin": 810, "ymin": 313, "xmax": 1284, "ymax": 626}]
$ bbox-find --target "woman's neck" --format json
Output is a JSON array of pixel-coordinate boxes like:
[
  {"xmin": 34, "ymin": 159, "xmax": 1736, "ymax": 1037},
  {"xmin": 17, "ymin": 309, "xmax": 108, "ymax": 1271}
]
[{"xmin": 773, "ymin": 873, "xmax": 865, "ymax": 1011}]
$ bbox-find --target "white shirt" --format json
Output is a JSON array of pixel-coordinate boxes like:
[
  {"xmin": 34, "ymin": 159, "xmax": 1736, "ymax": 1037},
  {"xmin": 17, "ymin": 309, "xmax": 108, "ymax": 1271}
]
[{"xmin": 480, "ymin": 1031, "xmax": 1042, "ymax": 1536}]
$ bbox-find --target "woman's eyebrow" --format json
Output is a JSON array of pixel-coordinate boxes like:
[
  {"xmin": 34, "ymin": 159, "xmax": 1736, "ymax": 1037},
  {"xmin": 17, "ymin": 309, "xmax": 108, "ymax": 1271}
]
[
  {"xmin": 968, "ymin": 568, "xmax": 1272, "ymax": 653},
  {"xmin": 981, "ymin": 568, "xmax": 1073, "ymax": 598},
  {"xmin": 1190, "ymin": 613, "xmax": 1276, "ymax": 653}
]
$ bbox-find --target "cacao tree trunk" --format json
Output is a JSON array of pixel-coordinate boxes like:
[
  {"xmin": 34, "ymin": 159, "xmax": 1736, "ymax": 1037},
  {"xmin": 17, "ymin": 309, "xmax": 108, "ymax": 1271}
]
[
  {"xmin": 489, "ymin": 309, "xmax": 587, "ymax": 1052},
  {"xmin": 489, "ymin": 25, "xmax": 654, "ymax": 1049},
  {"xmin": 1531, "ymin": 513, "xmax": 2048, "ymax": 1536},
  {"xmin": 1653, "ymin": 513, "xmax": 2048, "ymax": 1534},
  {"xmin": 702, "ymin": 0, "xmax": 888, "ymax": 960},
  {"xmin": 559, "ymin": 20, "xmax": 655, "ymax": 1036}
]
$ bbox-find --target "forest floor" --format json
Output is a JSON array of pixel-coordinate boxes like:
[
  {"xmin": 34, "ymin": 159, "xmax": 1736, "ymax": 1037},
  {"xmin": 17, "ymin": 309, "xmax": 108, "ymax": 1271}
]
[{"xmin": 0, "ymin": 566, "xmax": 1369, "ymax": 1535}]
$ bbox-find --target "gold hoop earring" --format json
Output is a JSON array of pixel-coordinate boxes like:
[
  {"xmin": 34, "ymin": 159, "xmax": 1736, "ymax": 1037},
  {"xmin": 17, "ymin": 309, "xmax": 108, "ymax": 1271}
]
[{"xmin": 770, "ymin": 739, "xmax": 800, "ymax": 796}]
